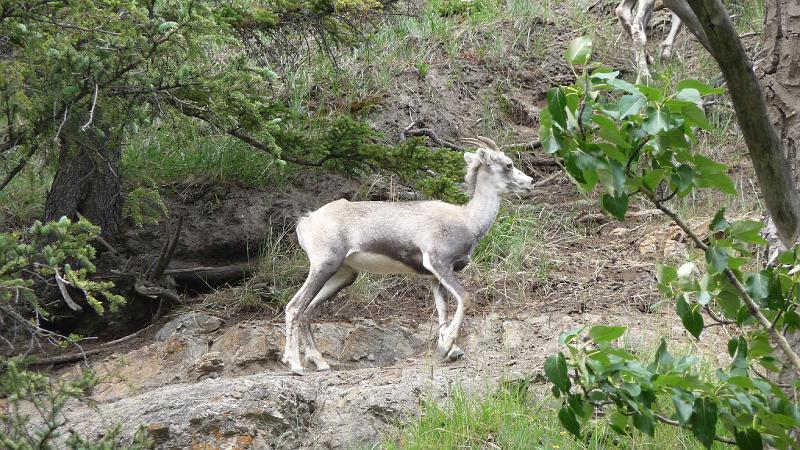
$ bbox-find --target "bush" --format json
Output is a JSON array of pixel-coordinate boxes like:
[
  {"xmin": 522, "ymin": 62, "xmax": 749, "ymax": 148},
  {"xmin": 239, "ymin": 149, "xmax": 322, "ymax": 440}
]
[
  {"xmin": 0, "ymin": 359, "xmax": 151, "ymax": 449},
  {"xmin": 1, "ymin": 217, "xmax": 124, "ymax": 350}
]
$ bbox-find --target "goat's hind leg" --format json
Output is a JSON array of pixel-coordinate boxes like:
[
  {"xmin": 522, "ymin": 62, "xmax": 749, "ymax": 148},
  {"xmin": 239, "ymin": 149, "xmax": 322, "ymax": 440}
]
[
  {"xmin": 299, "ymin": 265, "xmax": 358, "ymax": 371},
  {"xmin": 423, "ymin": 253, "xmax": 467, "ymax": 362},
  {"xmin": 282, "ymin": 260, "xmax": 342, "ymax": 375},
  {"xmin": 659, "ymin": 12, "xmax": 682, "ymax": 59}
]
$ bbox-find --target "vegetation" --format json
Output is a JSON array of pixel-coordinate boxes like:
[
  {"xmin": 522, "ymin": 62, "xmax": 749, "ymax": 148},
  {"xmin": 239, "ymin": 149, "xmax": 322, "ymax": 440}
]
[
  {"xmin": 0, "ymin": 0, "xmax": 787, "ymax": 447},
  {"xmin": 0, "ymin": 359, "xmax": 152, "ymax": 449},
  {"xmin": 1, "ymin": 217, "xmax": 125, "ymax": 350},
  {"xmin": 541, "ymin": 38, "xmax": 799, "ymax": 448}
]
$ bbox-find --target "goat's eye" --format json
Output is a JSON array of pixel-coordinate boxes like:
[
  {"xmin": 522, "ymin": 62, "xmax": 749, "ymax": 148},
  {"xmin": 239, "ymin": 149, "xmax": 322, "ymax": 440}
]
[{"xmin": 505, "ymin": 163, "xmax": 513, "ymax": 170}]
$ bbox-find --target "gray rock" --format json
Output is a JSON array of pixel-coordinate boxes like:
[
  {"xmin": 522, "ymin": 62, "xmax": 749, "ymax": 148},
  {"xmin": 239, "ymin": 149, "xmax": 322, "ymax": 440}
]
[{"xmin": 155, "ymin": 313, "xmax": 223, "ymax": 341}]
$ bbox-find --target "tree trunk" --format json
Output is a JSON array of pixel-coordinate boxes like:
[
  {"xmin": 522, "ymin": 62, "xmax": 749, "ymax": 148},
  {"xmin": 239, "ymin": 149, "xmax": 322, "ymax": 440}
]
[
  {"xmin": 44, "ymin": 112, "xmax": 123, "ymax": 239},
  {"xmin": 760, "ymin": 0, "xmax": 800, "ymax": 400},
  {"xmin": 762, "ymin": 0, "xmax": 800, "ymax": 188}
]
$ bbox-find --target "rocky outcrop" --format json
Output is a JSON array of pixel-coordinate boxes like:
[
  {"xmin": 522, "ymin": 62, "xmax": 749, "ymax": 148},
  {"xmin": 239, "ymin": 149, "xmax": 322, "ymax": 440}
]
[{"xmin": 60, "ymin": 311, "xmax": 669, "ymax": 448}]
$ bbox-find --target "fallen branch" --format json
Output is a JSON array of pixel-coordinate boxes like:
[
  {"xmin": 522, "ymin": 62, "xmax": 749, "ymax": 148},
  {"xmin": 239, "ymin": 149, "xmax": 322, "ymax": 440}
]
[
  {"xmin": 577, "ymin": 208, "xmax": 662, "ymax": 224},
  {"xmin": 28, "ymin": 323, "xmax": 157, "ymax": 366},
  {"xmin": 399, "ymin": 121, "xmax": 463, "ymax": 151},
  {"xmin": 533, "ymin": 171, "xmax": 564, "ymax": 188}
]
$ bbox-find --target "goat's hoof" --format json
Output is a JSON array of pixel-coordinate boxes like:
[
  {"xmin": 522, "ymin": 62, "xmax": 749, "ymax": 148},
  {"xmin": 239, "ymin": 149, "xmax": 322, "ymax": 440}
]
[
  {"xmin": 291, "ymin": 367, "xmax": 306, "ymax": 376},
  {"xmin": 446, "ymin": 347, "xmax": 465, "ymax": 361},
  {"xmin": 436, "ymin": 342, "xmax": 450, "ymax": 358}
]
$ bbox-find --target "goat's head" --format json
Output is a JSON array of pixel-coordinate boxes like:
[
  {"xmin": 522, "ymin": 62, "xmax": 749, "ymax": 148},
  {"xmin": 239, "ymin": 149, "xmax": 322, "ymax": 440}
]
[{"xmin": 462, "ymin": 136, "xmax": 534, "ymax": 197}]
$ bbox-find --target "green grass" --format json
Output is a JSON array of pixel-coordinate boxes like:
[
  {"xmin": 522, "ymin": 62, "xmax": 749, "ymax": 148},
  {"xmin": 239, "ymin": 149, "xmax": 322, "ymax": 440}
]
[
  {"xmin": 122, "ymin": 128, "xmax": 292, "ymax": 190},
  {"xmin": 383, "ymin": 379, "xmax": 724, "ymax": 449},
  {"xmin": 0, "ymin": 165, "xmax": 49, "ymax": 231},
  {"xmin": 384, "ymin": 334, "xmax": 732, "ymax": 450}
]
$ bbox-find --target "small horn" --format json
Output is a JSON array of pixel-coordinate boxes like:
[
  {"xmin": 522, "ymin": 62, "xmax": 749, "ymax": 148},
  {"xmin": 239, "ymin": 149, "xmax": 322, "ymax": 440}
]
[
  {"xmin": 476, "ymin": 136, "xmax": 500, "ymax": 151},
  {"xmin": 460, "ymin": 138, "xmax": 483, "ymax": 148}
]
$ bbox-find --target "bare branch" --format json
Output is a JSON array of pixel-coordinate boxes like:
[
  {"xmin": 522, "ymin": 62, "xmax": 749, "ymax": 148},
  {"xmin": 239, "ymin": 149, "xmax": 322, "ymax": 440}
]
[
  {"xmin": 399, "ymin": 121, "xmax": 463, "ymax": 151},
  {"xmin": 54, "ymin": 270, "xmax": 83, "ymax": 312},
  {"xmin": 0, "ymin": 143, "xmax": 38, "ymax": 191},
  {"xmin": 653, "ymin": 413, "xmax": 736, "ymax": 444},
  {"xmin": 79, "ymin": 84, "xmax": 99, "ymax": 132}
]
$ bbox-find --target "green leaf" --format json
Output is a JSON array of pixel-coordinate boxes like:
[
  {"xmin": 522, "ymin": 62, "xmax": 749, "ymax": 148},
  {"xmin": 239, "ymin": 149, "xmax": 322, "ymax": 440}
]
[
  {"xmin": 682, "ymin": 103, "xmax": 712, "ymax": 130},
  {"xmin": 594, "ymin": 116, "xmax": 628, "ymax": 148},
  {"xmin": 695, "ymin": 172, "xmax": 736, "ymax": 195},
  {"xmin": 602, "ymin": 192, "xmax": 629, "ymax": 220},
  {"xmin": 710, "ymin": 208, "xmax": 730, "ymax": 232},
  {"xmin": 672, "ymin": 395, "xmax": 693, "ymax": 425},
  {"xmin": 608, "ymin": 410, "xmax": 629, "ymax": 435},
  {"xmin": 588, "ymin": 324, "xmax": 626, "ymax": 343},
  {"xmin": 705, "ymin": 246, "xmax": 728, "ymax": 273},
  {"xmin": 745, "ymin": 273, "xmax": 769, "ymax": 300},
  {"xmin": 544, "ymin": 352, "xmax": 571, "ymax": 396},
  {"xmin": 690, "ymin": 397, "xmax": 718, "ymax": 449},
  {"xmin": 676, "ymin": 87, "xmax": 702, "ymax": 104},
  {"xmin": 642, "ymin": 169, "xmax": 667, "ymax": 190},
  {"xmin": 642, "ymin": 107, "xmax": 671, "ymax": 134},
  {"xmin": 670, "ymin": 164, "xmax": 695, "ymax": 195},
  {"xmin": 617, "ymin": 94, "xmax": 647, "ymax": 119},
  {"xmin": 676, "ymin": 295, "xmax": 703, "ymax": 339},
  {"xmin": 735, "ymin": 428, "xmax": 763, "ymax": 450},
  {"xmin": 565, "ymin": 36, "xmax": 592, "ymax": 65},
  {"xmin": 728, "ymin": 220, "xmax": 768, "ymax": 244},
  {"xmin": 677, "ymin": 79, "xmax": 725, "ymax": 96},
  {"xmin": 608, "ymin": 78, "xmax": 640, "ymax": 95},
  {"xmin": 656, "ymin": 264, "xmax": 677, "ymax": 283},
  {"xmin": 633, "ymin": 412, "xmax": 655, "ymax": 437},
  {"xmin": 559, "ymin": 405, "xmax": 581, "ymax": 438},
  {"xmin": 547, "ymin": 88, "xmax": 568, "ymax": 129}
]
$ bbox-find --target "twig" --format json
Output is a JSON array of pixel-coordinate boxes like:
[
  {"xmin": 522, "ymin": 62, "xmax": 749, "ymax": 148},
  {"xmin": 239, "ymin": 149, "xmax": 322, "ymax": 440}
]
[
  {"xmin": 641, "ymin": 186, "xmax": 800, "ymax": 374},
  {"xmin": 148, "ymin": 213, "xmax": 183, "ymax": 281},
  {"xmin": 653, "ymin": 413, "xmax": 736, "ymax": 444},
  {"xmin": 27, "ymin": 323, "xmax": 157, "ymax": 366},
  {"xmin": 80, "ymin": 84, "xmax": 98, "ymax": 132},
  {"xmin": 54, "ymin": 270, "xmax": 83, "ymax": 312},
  {"xmin": 533, "ymin": 171, "xmax": 564, "ymax": 188},
  {"xmin": 0, "ymin": 143, "xmax": 38, "ymax": 191},
  {"xmin": 53, "ymin": 104, "xmax": 70, "ymax": 144}
]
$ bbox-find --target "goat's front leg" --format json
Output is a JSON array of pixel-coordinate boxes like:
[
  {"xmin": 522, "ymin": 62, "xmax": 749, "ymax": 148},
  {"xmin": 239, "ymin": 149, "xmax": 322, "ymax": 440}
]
[
  {"xmin": 615, "ymin": 0, "xmax": 636, "ymax": 37},
  {"xmin": 632, "ymin": 0, "xmax": 655, "ymax": 84},
  {"xmin": 430, "ymin": 278, "xmax": 448, "ymax": 330},
  {"xmin": 660, "ymin": 12, "xmax": 682, "ymax": 59},
  {"xmin": 423, "ymin": 253, "xmax": 467, "ymax": 361}
]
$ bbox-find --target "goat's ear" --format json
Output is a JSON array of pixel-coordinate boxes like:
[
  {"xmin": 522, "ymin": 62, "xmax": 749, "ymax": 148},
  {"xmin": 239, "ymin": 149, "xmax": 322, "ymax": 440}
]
[
  {"xmin": 463, "ymin": 151, "xmax": 476, "ymax": 165},
  {"xmin": 475, "ymin": 147, "xmax": 490, "ymax": 163}
]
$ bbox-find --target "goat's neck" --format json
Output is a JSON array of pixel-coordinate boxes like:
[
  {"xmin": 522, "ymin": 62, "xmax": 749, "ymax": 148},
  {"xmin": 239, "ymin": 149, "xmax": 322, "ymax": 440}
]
[{"xmin": 465, "ymin": 168, "xmax": 501, "ymax": 238}]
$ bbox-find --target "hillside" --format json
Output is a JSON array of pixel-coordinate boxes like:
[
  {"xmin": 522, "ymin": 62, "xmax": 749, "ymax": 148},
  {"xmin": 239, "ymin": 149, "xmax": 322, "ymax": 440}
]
[{"xmin": 0, "ymin": 0, "xmax": 774, "ymax": 448}]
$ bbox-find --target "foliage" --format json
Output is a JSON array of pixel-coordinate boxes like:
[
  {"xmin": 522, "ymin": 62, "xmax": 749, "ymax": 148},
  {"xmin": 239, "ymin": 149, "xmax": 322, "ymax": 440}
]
[
  {"xmin": 385, "ymin": 378, "xmax": 718, "ymax": 449},
  {"xmin": 0, "ymin": 359, "xmax": 151, "ymax": 449},
  {"xmin": 1, "ymin": 217, "xmax": 124, "ymax": 347},
  {"xmin": 122, "ymin": 187, "xmax": 168, "ymax": 227},
  {"xmin": 0, "ymin": 0, "xmax": 395, "ymax": 229},
  {"xmin": 273, "ymin": 115, "xmax": 468, "ymax": 201},
  {"xmin": 541, "ymin": 37, "xmax": 800, "ymax": 448}
]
